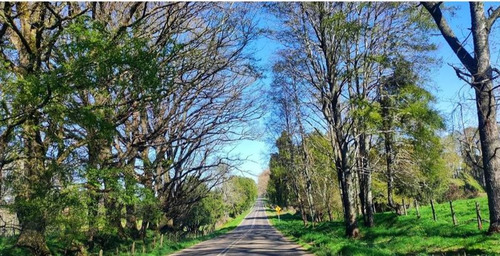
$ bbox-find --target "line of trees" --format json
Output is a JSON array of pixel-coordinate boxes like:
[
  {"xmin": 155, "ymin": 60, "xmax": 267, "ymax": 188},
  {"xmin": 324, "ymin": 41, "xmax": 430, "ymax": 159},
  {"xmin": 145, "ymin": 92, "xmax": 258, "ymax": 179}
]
[
  {"xmin": 265, "ymin": 2, "xmax": 500, "ymax": 237},
  {"xmin": 0, "ymin": 3, "xmax": 259, "ymax": 255}
]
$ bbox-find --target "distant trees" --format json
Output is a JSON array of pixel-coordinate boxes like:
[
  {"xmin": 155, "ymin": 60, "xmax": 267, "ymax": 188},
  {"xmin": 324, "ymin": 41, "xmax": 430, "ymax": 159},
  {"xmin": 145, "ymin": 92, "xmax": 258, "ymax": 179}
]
[
  {"xmin": 173, "ymin": 175, "xmax": 257, "ymax": 237},
  {"xmin": 222, "ymin": 176, "xmax": 258, "ymax": 218},
  {"xmin": 257, "ymin": 169, "xmax": 270, "ymax": 197}
]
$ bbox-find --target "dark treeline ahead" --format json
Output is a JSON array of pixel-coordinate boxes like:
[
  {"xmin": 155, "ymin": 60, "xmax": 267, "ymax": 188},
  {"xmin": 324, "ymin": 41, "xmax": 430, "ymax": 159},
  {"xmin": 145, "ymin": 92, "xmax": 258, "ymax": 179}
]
[
  {"xmin": 0, "ymin": 3, "xmax": 258, "ymax": 255},
  {"xmin": 265, "ymin": 2, "xmax": 500, "ymax": 238}
]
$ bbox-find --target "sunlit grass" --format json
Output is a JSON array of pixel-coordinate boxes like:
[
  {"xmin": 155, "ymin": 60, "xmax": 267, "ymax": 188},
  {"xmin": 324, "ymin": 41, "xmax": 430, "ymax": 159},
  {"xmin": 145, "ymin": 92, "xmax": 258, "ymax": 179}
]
[{"xmin": 267, "ymin": 197, "xmax": 500, "ymax": 255}]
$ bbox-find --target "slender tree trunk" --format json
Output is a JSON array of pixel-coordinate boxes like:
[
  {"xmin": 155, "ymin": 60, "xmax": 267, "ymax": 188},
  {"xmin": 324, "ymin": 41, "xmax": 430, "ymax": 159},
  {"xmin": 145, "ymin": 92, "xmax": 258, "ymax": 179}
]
[
  {"xmin": 358, "ymin": 133, "xmax": 374, "ymax": 227},
  {"xmin": 324, "ymin": 177, "xmax": 334, "ymax": 222},
  {"xmin": 380, "ymin": 82, "xmax": 396, "ymax": 210},
  {"xmin": 384, "ymin": 127, "xmax": 395, "ymax": 210},
  {"xmin": 294, "ymin": 183, "xmax": 308, "ymax": 226}
]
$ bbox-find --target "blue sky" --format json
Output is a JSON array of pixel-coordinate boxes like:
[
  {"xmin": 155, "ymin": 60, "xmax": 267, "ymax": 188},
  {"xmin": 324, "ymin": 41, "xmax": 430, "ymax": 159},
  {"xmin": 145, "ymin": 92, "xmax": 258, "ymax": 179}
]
[{"xmin": 230, "ymin": 2, "xmax": 496, "ymax": 182}]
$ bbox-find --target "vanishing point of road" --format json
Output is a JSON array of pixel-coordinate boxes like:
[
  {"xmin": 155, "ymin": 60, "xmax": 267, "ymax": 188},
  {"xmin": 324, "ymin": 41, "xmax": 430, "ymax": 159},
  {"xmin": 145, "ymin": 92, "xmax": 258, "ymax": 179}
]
[{"xmin": 170, "ymin": 198, "xmax": 312, "ymax": 256}]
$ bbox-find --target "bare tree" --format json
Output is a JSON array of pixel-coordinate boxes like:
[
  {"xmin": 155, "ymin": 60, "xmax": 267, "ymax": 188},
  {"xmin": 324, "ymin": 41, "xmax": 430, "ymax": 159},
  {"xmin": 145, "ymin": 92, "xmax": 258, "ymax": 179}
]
[{"xmin": 422, "ymin": 1, "xmax": 500, "ymax": 233}]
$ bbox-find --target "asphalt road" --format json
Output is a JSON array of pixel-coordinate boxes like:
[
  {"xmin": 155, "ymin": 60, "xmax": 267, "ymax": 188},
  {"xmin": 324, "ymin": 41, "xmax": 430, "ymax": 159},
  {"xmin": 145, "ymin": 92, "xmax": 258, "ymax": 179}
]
[{"xmin": 170, "ymin": 198, "xmax": 312, "ymax": 256}]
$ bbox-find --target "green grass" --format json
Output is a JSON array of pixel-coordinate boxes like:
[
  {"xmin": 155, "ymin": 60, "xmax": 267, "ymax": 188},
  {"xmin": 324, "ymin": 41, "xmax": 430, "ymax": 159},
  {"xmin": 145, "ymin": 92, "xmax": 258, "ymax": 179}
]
[{"xmin": 267, "ymin": 197, "xmax": 500, "ymax": 255}]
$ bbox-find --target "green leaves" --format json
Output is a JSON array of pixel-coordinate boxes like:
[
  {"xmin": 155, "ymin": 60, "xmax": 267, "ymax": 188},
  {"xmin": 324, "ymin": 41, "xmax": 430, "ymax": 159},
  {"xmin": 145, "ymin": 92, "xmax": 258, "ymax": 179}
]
[{"xmin": 376, "ymin": 58, "xmax": 446, "ymax": 199}]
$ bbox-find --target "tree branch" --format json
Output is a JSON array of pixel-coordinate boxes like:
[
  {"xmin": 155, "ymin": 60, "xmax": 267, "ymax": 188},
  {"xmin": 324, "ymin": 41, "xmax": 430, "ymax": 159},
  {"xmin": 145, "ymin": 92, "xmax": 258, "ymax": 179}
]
[
  {"xmin": 421, "ymin": 1, "xmax": 477, "ymax": 72},
  {"xmin": 487, "ymin": 6, "xmax": 500, "ymax": 31}
]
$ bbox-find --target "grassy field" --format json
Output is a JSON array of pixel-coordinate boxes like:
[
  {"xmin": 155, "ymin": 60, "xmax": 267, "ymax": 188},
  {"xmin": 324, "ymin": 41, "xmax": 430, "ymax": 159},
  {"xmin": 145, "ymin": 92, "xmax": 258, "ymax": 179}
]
[
  {"xmin": 267, "ymin": 197, "xmax": 500, "ymax": 255},
  {"xmin": 0, "ymin": 206, "xmax": 253, "ymax": 256}
]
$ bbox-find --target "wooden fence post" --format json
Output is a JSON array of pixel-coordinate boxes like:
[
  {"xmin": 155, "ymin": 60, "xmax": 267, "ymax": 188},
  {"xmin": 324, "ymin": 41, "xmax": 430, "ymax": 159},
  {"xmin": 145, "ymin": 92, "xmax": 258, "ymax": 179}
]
[
  {"xmin": 131, "ymin": 241, "xmax": 135, "ymax": 255},
  {"xmin": 161, "ymin": 234, "xmax": 164, "ymax": 247},
  {"xmin": 402, "ymin": 198, "xmax": 407, "ymax": 216},
  {"xmin": 116, "ymin": 247, "xmax": 119, "ymax": 256},
  {"xmin": 430, "ymin": 199, "xmax": 437, "ymax": 221},
  {"xmin": 99, "ymin": 249, "xmax": 103, "ymax": 256},
  {"xmin": 449, "ymin": 201, "xmax": 457, "ymax": 225},
  {"xmin": 475, "ymin": 201, "xmax": 483, "ymax": 230},
  {"xmin": 415, "ymin": 199, "xmax": 421, "ymax": 219}
]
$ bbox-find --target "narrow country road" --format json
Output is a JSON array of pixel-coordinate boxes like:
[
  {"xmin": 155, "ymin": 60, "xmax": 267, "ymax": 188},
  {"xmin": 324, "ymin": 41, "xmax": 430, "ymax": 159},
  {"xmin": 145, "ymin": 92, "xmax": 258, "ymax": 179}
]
[{"xmin": 169, "ymin": 198, "xmax": 312, "ymax": 256}]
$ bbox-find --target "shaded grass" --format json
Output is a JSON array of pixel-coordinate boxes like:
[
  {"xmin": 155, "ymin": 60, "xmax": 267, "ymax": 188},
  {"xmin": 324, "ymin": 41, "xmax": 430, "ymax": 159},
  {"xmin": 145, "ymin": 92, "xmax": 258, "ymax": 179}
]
[
  {"xmin": 0, "ymin": 206, "xmax": 253, "ymax": 256},
  {"xmin": 267, "ymin": 197, "xmax": 500, "ymax": 255}
]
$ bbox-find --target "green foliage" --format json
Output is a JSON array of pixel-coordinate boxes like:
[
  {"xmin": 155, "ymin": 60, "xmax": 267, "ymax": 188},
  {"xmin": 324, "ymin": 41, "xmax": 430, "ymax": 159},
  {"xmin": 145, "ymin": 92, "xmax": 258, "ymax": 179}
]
[
  {"xmin": 183, "ymin": 192, "xmax": 225, "ymax": 233},
  {"xmin": 223, "ymin": 176, "xmax": 258, "ymax": 217},
  {"xmin": 375, "ymin": 58, "xmax": 447, "ymax": 201},
  {"xmin": 267, "ymin": 132, "xmax": 295, "ymax": 208}
]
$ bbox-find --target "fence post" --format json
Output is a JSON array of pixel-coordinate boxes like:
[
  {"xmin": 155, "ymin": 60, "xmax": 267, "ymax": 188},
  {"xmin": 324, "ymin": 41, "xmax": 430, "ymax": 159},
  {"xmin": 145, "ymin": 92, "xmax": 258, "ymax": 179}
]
[
  {"xmin": 153, "ymin": 236, "xmax": 157, "ymax": 249},
  {"xmin": 449, "ymin": 201, "xmax": 457, "ymax": 225},
  {"xmin": 475, "ymin": 201, "xmax": 483, "ymax": 230},
  {"xmin": 99, "ymin": 249, "xmax": 103, "ymax": 256},
  {"xmin": 131, "ymin": 241, "xmax": 136, "ymax": 255},
  {"xmin": 414, "ymin": 199, "xmax": 421, "ymax": 219},
  {"xmin": 402, "ymin": 198, "xmax": 407, "ymax": 216},
  {"xmin": 116, "ymin": 247, "xmax": 119, "ymax": 256},
  {"xmin": 161, "ymin": 234, "xmax": 164, "ymax": 247},
  {"xmin": 430, "ymin": 199, "xmax": 437, "ymax": 221},
  {"xmin": 142, "ymin": 244, "xmax": 146, "ymax": 254}
]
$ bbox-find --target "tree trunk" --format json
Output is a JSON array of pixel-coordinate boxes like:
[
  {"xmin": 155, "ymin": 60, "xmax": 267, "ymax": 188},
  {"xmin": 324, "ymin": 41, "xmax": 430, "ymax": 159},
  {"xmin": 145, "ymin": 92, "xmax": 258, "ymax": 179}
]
[
  {"xmin": 358, "ymin": 134, "xmax": 374, "ymax": 227},
  {"xmin": 379, "ymin": 80, "xmax": 396, "ymax": 209},
  {"xmin": 294, "ymin": 86, "xmax": 316, "ymax": 226},
  {"xmin": 470, "ymin": 2, "xmax": 500, "ymax": 233},
  {"xmin": 337, "ymin": 146, "xmax": 359, "ymax": 238},
  {"xmin": 475, "ymin": 84, "xmax": 500, "ymax": 233},
  {"xmin": 338, "ymin": 168, "xmax": 359, "ymax": 238},
  {"xmin": 422, "ymin": 1, "xmax": 500, "ymax": 234},
  {"xmin": 16, "ymin": 120, "xmax": 51, "ymax": 256},
  {"xmin": 17, "ymin": 229, "xmax": 51, "ymax": 256}
]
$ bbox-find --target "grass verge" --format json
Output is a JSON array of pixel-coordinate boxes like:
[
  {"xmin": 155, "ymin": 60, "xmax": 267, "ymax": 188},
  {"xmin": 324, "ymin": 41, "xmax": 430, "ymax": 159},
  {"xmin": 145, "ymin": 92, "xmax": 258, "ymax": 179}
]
[
  {"xmin": 267, "ymin": 197, "xmax": 500, "ymax": 255},
  {"xmin": 0, "ymin": 206, "xmax": 253, "ymax": 256}
]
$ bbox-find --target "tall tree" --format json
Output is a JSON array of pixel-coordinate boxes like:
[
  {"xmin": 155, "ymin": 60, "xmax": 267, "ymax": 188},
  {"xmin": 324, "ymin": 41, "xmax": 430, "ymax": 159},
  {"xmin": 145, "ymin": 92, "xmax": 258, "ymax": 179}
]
[
  {"xmin": 268, "ymin": 2, "xmax": 434, "ymax": 237},
  {"xmin": 422, "ymin": 1, "xmax": 500, "ymax": 233}
]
